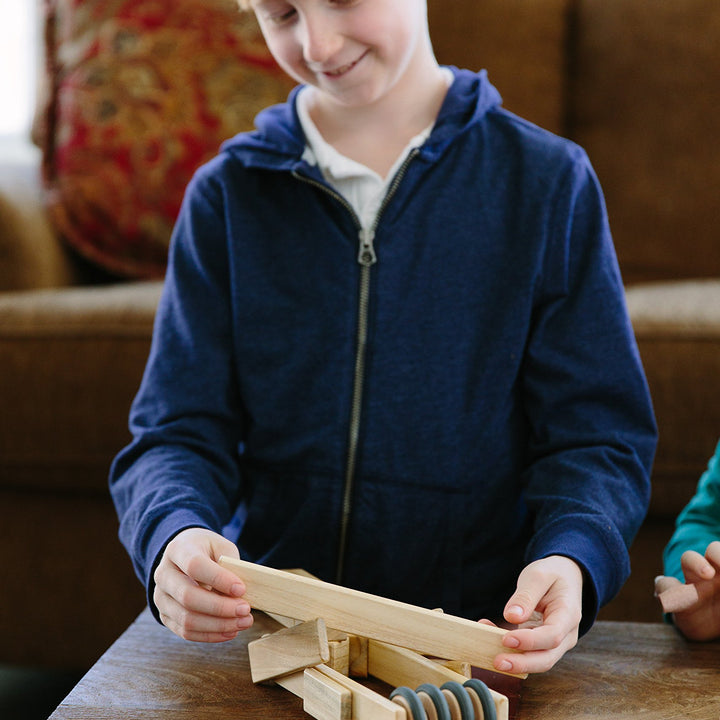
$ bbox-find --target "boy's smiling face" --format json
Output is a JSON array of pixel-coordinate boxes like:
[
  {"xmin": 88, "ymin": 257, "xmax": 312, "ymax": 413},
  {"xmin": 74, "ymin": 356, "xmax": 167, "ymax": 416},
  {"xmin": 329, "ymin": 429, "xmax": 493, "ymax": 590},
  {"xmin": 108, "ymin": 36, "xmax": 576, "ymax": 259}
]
[{"xmin": 250, "ymin": 0, "xmax": 432, "ymax": 114}]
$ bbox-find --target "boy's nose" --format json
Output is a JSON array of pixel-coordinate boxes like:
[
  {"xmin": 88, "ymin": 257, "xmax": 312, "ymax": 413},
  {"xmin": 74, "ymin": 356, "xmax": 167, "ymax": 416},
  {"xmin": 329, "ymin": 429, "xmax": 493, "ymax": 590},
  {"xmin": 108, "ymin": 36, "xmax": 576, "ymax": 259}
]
[{"xmin": 299, "ymin": 15, "xmax": 342, "ymax": 66}]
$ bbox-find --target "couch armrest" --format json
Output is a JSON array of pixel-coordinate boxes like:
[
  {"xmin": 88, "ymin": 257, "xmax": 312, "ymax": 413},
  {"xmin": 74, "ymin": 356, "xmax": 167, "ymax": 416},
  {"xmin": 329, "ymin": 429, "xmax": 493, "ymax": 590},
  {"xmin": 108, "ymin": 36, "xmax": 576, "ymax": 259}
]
[{"xmin": 0, "ymin": 139, "xmax": 77, "ymax": 291}]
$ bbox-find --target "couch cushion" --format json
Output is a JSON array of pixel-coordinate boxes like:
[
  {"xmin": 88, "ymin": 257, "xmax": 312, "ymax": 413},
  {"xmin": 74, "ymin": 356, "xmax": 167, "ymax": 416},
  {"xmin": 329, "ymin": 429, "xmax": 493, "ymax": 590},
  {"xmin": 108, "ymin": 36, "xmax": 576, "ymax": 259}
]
[
  {"xmin": 626, "ymin": 280, "xmax": 720, "ymax": 515},
  {"xmin": 428, "ymin": 0, "xmax": 571, "ymax": 135},
  {"xmin": 0, "ymin": 281, "xmax": 162, "ymax": 493},
  {"xmin": 35, "ymin": 0, "xmax": 293, "ymax": 279},
  {"xmin": 571, "ymin": 0, "xmax": 720, "ymax": 283}
]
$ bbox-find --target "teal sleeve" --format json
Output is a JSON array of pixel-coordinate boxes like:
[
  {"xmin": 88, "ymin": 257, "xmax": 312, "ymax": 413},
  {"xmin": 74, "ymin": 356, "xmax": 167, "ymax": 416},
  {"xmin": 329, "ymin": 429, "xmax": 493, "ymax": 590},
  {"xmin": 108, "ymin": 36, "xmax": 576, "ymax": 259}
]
[{"xmin": 663, "ymin": 441, "xmax": 720, "ymax": 581}]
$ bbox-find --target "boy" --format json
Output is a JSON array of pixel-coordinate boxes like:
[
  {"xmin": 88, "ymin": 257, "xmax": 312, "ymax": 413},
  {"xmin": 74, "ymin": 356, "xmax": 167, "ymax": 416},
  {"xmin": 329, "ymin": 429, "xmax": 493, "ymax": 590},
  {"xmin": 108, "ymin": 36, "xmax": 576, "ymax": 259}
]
[
  {"xmin": 110, "ymin": 0, "xmax": 657, "ymax": 675},
  {"xmin": 654, "ymin": 441, "xmax": 720, "ymax": 640}
]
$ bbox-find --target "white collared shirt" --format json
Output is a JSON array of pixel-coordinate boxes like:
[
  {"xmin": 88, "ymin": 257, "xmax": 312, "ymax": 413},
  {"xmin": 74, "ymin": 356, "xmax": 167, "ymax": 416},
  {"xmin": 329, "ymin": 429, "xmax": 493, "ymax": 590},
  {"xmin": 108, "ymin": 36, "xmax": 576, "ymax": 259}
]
[{"xmin": 296, "ymin": 70, "xmax": 452, "ymax": 230}]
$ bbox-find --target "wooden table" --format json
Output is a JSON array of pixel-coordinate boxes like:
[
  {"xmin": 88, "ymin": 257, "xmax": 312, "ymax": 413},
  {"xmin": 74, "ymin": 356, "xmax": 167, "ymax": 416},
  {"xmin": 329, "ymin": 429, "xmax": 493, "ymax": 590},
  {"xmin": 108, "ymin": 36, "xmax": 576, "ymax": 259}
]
[{"xmin": 49, "ymin": 608, "xmax": 720, "ymax": 719}]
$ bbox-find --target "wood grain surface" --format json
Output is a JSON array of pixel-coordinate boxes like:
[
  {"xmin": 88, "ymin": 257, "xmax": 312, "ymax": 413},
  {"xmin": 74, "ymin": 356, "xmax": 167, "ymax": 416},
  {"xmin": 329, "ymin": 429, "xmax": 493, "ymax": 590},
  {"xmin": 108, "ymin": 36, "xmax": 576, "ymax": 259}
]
[
  {"xmin": 48, "ymin": 609, "xmax": 720, "ymax": 720},
  {"xmin": 517, "ymin": 620, "xmax": 720, "ymax": 719}
]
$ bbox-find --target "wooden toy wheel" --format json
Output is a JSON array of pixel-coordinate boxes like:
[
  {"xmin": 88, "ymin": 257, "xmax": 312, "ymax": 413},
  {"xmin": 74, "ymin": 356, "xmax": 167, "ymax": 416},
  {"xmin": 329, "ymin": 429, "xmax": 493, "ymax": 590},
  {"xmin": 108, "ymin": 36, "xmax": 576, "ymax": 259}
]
[
  {"xmin": 463, "ymin": 678, "xmax": 496, "ymax": 720},
  {"xmin": 390, "ymin": 686, "xmax": 428, "ymax": 720},
  {"xmin": 416, "ymin": 683, "xmax": 452, "ymax": 720},
  {"xmin": 440, "ymin": 680, "xmax": 475, "ymax": 720}
]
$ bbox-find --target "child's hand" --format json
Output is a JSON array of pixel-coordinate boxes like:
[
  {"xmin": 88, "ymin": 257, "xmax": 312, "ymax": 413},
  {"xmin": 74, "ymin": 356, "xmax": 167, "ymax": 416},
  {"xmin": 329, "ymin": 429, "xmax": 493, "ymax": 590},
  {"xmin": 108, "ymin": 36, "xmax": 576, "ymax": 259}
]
[
  {"xmin": 482, "ymin": 555, "xmax": 583, "ymax": 675},
  {"xmin": 654, "ymin": 540, "xmax": 720, "ymax": 641},
  {"xmin": 152, "ymin": 527, "xmax": 254, "ymax": 642}
]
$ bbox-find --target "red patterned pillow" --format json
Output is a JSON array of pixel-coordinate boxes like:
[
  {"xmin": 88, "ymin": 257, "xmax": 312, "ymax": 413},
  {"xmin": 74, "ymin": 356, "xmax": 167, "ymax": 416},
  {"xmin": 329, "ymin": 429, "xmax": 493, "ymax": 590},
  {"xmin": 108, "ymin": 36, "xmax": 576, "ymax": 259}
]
[{"xmin": 36, "ymin": 0, "xmax": 294, "ymax": 279}]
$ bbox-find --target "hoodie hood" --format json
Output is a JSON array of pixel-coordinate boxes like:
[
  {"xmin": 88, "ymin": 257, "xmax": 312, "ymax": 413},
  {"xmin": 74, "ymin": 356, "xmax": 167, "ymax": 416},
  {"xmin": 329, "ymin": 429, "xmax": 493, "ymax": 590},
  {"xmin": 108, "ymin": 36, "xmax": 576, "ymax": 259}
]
[{"xmin": 220, "ymin": 67, "xmax": 503, "ymax": 169}]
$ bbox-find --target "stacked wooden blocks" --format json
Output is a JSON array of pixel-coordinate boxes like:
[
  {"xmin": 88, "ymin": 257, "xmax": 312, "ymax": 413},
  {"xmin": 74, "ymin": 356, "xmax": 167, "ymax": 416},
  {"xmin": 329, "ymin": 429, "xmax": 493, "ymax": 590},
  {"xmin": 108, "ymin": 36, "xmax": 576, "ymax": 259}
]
[{"xmin": 220, "ymin": 558, "xmax": 519, "ymax": 720}]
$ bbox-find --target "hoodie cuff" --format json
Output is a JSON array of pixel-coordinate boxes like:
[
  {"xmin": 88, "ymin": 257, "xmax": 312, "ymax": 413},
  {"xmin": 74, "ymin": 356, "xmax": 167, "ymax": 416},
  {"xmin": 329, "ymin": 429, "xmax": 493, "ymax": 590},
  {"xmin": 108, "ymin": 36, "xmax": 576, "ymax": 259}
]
[{"xmin": 525, "ymin": 519, "xmax": 626, "ymax": 636}]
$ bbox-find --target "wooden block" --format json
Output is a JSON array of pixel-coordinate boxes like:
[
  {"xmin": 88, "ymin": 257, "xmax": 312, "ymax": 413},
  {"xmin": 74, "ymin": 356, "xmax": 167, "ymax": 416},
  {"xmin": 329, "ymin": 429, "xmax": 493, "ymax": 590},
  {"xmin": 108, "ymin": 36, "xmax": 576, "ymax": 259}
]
[
  {"xmin": 316, "ymin": 664, "xmax": 405, "ymax": 720},
  {"xmin": 303, "ymin": 667, "xmax": 352, "ymax": 720},
  {"xmin": 327, "ymin": 634, "xmax": 351, "ymax": 675},
  {"xmin": 275, "ymin": 670, "xmax": 305, "ymax": 698},
  {"xmin": 269, "ymin": 610, "xmax": 351, "ymax": 675},
  {"xmin": 327, "ymin": 628, "xmax": 351, "ymax": 642},
  {"xmin": 348, "ymin": 634, "xmax": 369, "ymax": 678},
  {"xmin": 265, "ymin": 611, "xmax": 300, "ymax": 628},
  {"xmin": 369, "ymin": 640, "xmax": 467, "ymax": 691},
  {"xmin": 436, "ymin": 659, "xmax": 471, "ymax": 678},
  {"xmin": 368, "ymin": 640, "xmax": 509, "ymax": 720},
  {"xmin": 248, "ymin": 618, "xmax": 330, "ymax": 683},
  {"xmin": 658, "ymin": 583, "xmax": 700, "ymax": 614},
  {"xmin": 219, "ymin": 557, "xmax": 524, "ymax": 677}
]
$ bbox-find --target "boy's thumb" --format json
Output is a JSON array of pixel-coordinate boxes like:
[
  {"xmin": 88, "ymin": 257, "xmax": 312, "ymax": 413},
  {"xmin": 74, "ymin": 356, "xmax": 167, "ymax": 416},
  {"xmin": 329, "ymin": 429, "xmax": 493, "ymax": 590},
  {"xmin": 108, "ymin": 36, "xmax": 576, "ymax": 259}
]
[{"xmin": 504, "ymin": 590, "xmax": 536, "ymax": 623}]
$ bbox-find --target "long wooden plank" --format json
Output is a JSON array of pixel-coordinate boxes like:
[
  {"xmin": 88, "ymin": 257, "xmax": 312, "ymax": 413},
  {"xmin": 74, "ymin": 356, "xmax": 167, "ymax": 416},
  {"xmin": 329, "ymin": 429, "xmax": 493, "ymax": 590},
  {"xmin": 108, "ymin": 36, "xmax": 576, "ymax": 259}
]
[{"xmin": 219, "ymin": 557, "xmax": 524, "ymax": 677}]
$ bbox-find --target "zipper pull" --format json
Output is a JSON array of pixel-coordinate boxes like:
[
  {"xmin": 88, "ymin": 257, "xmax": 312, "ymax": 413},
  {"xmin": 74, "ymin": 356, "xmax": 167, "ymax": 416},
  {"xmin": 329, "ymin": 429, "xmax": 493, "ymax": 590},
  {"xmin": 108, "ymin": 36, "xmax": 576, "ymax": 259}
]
[{"xmin": 357, "ymin": 227, "xmax": 377, "ymax": 266}]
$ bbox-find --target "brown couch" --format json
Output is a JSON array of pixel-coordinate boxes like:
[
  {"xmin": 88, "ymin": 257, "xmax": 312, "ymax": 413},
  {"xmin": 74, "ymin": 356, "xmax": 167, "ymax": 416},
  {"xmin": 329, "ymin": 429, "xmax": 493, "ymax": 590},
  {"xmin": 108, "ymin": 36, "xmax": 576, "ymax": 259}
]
[{"xmin": 1, "ymin": 0, "xmax": 719, "ymax": 670}]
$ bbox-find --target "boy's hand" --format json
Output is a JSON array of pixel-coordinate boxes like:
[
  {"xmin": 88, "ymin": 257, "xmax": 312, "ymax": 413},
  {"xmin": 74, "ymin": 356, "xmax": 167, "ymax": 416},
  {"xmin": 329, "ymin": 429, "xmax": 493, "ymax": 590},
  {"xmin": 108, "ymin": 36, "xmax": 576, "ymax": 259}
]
[
  {"xmin": 654, "ymin": 540, "xmax": 720, "ymax": 641},
  {"xmin": 153, "ymin": 527, "xmax": 254, "ymax": 642},
  {"xmin": 481, "ymin": 555, "xmax": 583, "ymax": 674}
]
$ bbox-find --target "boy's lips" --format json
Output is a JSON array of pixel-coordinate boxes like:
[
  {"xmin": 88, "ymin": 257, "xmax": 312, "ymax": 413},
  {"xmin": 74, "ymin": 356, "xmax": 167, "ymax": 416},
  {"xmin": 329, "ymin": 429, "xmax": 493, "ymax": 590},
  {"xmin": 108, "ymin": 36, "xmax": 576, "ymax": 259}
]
[{"xmin": 320, "ymin": 50, "xmax": 369, "ymax": 78}]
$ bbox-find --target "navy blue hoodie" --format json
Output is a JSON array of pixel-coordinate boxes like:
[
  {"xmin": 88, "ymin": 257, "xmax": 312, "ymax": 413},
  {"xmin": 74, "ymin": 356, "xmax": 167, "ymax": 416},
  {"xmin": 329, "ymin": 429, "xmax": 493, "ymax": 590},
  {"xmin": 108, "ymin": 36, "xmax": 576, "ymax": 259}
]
[{"xmin": 110, "ymin": 69, "xmax": 657, "ymax": 632}]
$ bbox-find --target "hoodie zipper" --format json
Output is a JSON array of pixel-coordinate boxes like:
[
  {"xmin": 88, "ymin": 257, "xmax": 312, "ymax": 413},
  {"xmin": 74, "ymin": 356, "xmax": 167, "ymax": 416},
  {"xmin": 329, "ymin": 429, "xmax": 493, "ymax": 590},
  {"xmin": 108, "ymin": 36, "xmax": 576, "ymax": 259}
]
[{"xmin": 293, "ymin": 148, "xmax": 420, "ymax": 584}]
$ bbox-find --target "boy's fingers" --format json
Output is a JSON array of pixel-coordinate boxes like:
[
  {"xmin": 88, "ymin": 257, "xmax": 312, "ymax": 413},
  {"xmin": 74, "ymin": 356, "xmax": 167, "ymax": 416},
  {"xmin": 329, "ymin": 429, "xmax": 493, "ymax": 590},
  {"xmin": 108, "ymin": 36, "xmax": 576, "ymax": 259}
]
[
  {"xmin": 502, "ymin": 603, "xmax": 578, "ymax": 651},
  {"xmin": 162, "ymin": 549, "xmax": 242, "ymax": 597},
  {"xmin": 496, "ymin": 558, "xmax": 583, "ymax": 673},
  {"xmin": 165, "ymin": 529, "xmax": 245, "ymax": 597},
  {"xmin": 157, "ymin": 591, "xmax": 254, "ymax": 643},
  {"xmin": 153, "ymin": 529, "xmax": 253, "ymax": 643},
  {"xmin": 495, "ymin": 616, "xmax": 578, "ymax": 674},
  {"xmin": 503, "ymin": 590, "xmax": 540, "ymax": 624},
  {"xmin": 183, "ymin": 554, "xmax": 246, "ymax": 597},
  {"xmin": 504, "ymin": 555, "xmax": 583, "ymax": 626},
  {"xmin": 495, "ymin": 645, "xmax": 566, "ymax": 675},
  {"xmin": 157, "ymin": 563, "xmax": 251, "ymax": 618}
]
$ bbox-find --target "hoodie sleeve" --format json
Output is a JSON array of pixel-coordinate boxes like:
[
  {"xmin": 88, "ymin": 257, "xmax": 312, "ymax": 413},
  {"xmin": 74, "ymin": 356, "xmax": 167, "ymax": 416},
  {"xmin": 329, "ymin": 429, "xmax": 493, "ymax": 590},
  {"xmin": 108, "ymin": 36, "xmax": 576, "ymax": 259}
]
[
  {"xmin": 520, "ymin": 149, "xmax": 657, "ymax": 633},
  {"xmin": 109, "ymin": 166, "xmax": 245, "ymax": 617}
]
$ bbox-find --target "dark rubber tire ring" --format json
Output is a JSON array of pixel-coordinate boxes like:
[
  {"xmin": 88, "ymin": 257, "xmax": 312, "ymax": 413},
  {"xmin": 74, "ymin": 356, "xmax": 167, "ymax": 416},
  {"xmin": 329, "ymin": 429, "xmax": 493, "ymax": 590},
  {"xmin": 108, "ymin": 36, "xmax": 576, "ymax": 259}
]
[
  {"xmin": 440, "ymin": 680, "xmax": 475, "ymax": 720},
  {"xmin": 416, "ymin": 683, "xmax": 452, "ymax": 720},
  {"xmin": 391, "ymin": 686, "xmax": 429, "ymax": 720},
  {"xmin": 463, "ymin": 678, "xmax": 497, "ymax": 720}
]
